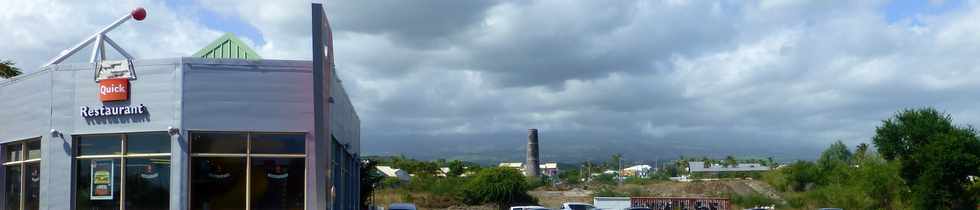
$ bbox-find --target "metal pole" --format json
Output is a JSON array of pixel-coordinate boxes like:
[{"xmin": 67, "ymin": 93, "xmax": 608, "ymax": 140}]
[
  {"xmin": 44, "ymin": 10, "xmax": 135, "ymax": 67},
  {"xmin": 103, "ymin": 36, "xmax": 134, "ymax": 60},
  {"xmin": 89, "ymin": 34, "xmax": 104, "ymax": 63}
]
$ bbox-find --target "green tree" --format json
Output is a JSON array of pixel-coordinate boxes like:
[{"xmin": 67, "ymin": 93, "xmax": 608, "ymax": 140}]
[
  {"xmin": 851, "ymin": 155, "xmax": 908, "ymax": 210},
  {"xmin": 557, "ymin": 169, "xmax": 582, "ymax": 185},
  {"xmin": 609, "ymin": 153, "xmax": 623, "ymax": 171},
  {"xmin": 783, "ymin": 161, "xmax": 820, "ymax": 192},
  {"xmin": 360, "ymin": 160, "xmax": 385, "ymax": 209},
  {"xmin": 873, "ymin": 108, "xmax": 980, "ymax": 209},
  {"xmin": 724, "ymin": 155, "xmax": 737, "ymax": 168},
  {"xmin": 0, "ymin": 60, "xmax": 21, "ymax": 79},
  {"xmin": 818, "ymin": 140, "xmax": 852, "ymax": 169},
  {"xmin": 854, "ymin": 143, "xmax": 870, "ymax": 162},
  {"xmin": 447, "ymin": 160, "xmax": 466, "ymax": 177},
  {"xmin": 460, "ymin": 167, "xmax": 536, "ymax": 208}
]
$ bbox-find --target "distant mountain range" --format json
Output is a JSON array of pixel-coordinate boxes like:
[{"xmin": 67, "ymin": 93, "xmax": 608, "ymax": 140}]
[{"xmin": 362, "ymin": 134, "xmax": 824, "ymax": 165}]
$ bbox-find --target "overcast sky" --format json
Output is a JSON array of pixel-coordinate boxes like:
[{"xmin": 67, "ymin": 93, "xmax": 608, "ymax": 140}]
[{"xmin": 4, "ymin": 0, "xmax": 980, "ymax": 161}]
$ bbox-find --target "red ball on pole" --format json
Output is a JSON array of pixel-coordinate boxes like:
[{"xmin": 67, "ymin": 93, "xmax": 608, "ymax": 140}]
[{"xmin": 131, "ymin": 7, "xmax": 147, "ymax": 21}]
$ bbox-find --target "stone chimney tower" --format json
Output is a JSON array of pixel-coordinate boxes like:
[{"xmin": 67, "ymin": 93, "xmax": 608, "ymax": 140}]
[{"xmin": 526, "ymin": 128, "xmax": 540, "ymax": 177}]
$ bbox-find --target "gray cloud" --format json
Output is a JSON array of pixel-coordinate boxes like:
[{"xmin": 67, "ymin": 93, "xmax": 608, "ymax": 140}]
[
  {"xmin": 330, "ymin": 1, "xmax": 980, "ymax": 162},
  {"xmin": 7, "ymin": 0, "xmax": 980, "ymax": 163}
]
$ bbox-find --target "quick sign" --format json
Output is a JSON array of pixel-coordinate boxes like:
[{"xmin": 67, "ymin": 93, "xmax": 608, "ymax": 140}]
[{"xmin": 99, "ymin": 78, "xmax": 129, "ymax": 102}]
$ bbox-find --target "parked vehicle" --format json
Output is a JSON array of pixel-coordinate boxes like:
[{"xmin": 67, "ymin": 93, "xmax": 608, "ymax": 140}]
[
  {"xmin": 388, "ymin": 203, "xmax": 417, "ymax": 210},
  {"xmin": 561, "ymin": 202, "xmax": 597, "ymax": 210},
  {"xmin": 593, "ymin": 197, "xmax": 631, "ymax": 210},
  {"xmin": 510, "ymin": 206, "xmax": 552, "ymax": 210}
]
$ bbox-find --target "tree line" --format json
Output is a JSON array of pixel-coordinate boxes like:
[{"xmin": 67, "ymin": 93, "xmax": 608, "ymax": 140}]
[{"xmin": 765, "ymin": 108, "xmax": 980, "ymax": 209}]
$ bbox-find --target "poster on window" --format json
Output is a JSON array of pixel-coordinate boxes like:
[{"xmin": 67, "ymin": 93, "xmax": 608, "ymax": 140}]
[{"xmin": 90, "ymin": 159, "xmax": 114, "ymax": 200}]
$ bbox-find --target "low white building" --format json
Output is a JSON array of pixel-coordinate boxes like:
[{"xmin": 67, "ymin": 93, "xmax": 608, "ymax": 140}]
[
  {"xmin": 687, "ymin": 161, "xmax": 770, "ymax": 173},
  {"xmin": 622, "ymin": 165, "xmax": 653, "ymax": 177},
  {"xmin": 499, "ymin": 162, "xmax": 559, "ymax": 177},
  {"xmin": 376, "ymin": 166, "xmax": 411, "ymax": 181}
]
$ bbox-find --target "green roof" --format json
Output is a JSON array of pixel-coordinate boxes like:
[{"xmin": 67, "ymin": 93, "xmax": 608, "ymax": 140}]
[{"xmin": 192, "ymin": 33, "xmax": 262, "ymax": 60}]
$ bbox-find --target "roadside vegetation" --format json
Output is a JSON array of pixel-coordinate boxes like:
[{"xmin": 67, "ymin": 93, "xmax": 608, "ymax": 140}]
[
  {"xmin": 363, "ymin": 156, "xmax": 536, "ymax": 209},
  {"xmin": 763, "ymin": 108, "xmax": 980, "ymax": 210}
]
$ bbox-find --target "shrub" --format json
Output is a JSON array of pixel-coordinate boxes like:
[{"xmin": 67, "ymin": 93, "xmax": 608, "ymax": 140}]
[
  {"xmin": 731, "ymin": 192, "xmax": 776, "ymax": 208},
  {"xmin": 460, "ymin": 167, "xmax": 537, "ymax": 207}
]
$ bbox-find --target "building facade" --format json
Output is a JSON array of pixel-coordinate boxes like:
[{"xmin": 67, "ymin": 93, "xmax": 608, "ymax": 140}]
[
  {"xmin": 0, "ymin": 57, "xmax": 361, "ymax": 210},
  {"xmin": 0, "ymin": 4, "xmax": 360, "ymax": 210}
]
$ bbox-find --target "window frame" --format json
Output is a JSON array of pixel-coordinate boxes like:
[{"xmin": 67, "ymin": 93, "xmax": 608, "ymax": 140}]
[
  {"xmin": 72, "ymin": 132, "xmax": 171, "ymax": 210},
  {"xmin": 2, "ymin": 137, "xmax": 41, "ymax": 210},
  {"xmin": 188, "ymin": 131, "xmax": 307, "ymax": 210}
]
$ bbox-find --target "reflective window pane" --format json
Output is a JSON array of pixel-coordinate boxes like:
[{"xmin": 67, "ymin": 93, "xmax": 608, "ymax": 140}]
[
  {"xmin": 191, "ymin": 133, "xmax": 246, "ymax": 154},
  {"xmin": 5, "ymin": 143, "xmax": 21, "ymax": 162},
  {"xmin": 251, "ymin": 134, "xmax": 305, "ymax": 154},
  {"xmin": 26, "ymin": 140, "xmax": 40, "ymax": 160},
  {"xmin": 4, "ymin": 165, "xmax": 20, "ymax": 210},
  {"xmin": 77, "ymin": 135, "xmax": 122, "ymax": 156},
  {"xmin": 75, "ymin": 158, "xmax": 121, "ymax": 210},
  {"xmin": 250, "ymin": 158, "xmax": 305, "ymax": 210},
  {"xmin": 126, "ymin": 132, "xmax": 171, "ymax": 154},
  {"xmin": 191, "ymin": 157, "xmax": 246, "ymax": 210},
  {"xmin": 25, "ymin": 162, "xmax": 39, "ymax": 210},
  {"xmin": 125, "ymin": 158, "xmax": 170, "ymax": 210}
]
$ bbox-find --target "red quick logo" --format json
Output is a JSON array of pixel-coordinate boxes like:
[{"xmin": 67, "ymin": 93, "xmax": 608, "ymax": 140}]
[{"xmin": 99, "ymin": 78, "xmax": 129, "ymax": 102}]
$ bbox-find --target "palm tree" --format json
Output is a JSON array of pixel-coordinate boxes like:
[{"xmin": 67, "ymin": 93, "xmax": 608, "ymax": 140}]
[
  {"xmin": 724, "ymin": 155, "xmax": 737, "ymax": 168},
  {"xmin": 0, "ymin": 60, "xmax": 22, "ymax": 79}
]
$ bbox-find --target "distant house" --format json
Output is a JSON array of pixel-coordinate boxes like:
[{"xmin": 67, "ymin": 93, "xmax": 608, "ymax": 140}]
[
  {"xmin": 603, "ymin": 170, "xmax": 619, "ymax": 175},
  {"xmin": 438, "ymin": 167, "xmax": 451, "ymax": 177},
  {"xmin": 622, "ymin": 165, "xmax": 652, "ymax": 177},
  {"xmin": 376, "ymin": 166, "xmax": 411, "ymax": 181},
  {"xmin": 498, "ymin": 162, "xmax": 559, "ymax": 177},
  {"xmin": 540, "ymin": 162, "xmax": 559, "ymax": 177},
  {"xmin": 687, "ymin": 161, "xmax": 769, "ymax": 174}
]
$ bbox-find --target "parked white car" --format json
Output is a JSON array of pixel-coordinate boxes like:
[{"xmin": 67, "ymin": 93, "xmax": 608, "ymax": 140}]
[
  {"xmin": 510, "ymin": 206, "xmax": 552, "ymax": 210},
  {"xmin": 560, "ymin": 202, "xmax": 597, "ymax": 210}
]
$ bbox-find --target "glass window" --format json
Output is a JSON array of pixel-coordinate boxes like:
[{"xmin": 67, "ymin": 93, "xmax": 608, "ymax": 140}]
[
  {"xmin": 5, "ymin": 144, "xmax": 21, "ymax": 162},
  {"xmin": 75, "ymin": 158, "xmax": 121, "ymax": 210},
  {"xmin": 191, "ymin": 133, "xmax": 246, "ymax": 154},
  {"xmin": 77, "ymin": 135, "xmax": 122, "ymax": 156},
  {"xmin": 74, "ymin": 133, "xmax": 170, "ymax": 210},
  {"xmin": 189, "ymin": 131, "xmax": 308, "ymax": 210},
  {"xmin": 126, "ymin": 132, "xmax": 171, "ymax": 154},
  {"xmin": 4, "ymin": 165, "xmax": 20, "ymax": 210},
  {"xmin": 26, "ymin": 141, "xmax": 40, "ymax": 160},
  {"xmin": 250, "ymin": 134, "xmax": 305, "ymax": 154},
  {"xmin": 191, "ymin": 157, "xmax": 246, "ymax": 210},
  {"xmin": 25, "ymin": 162, "xmax": 39, "ymax": 210},
  {"xmin": 4, "ymin": 139, "xmax": 40, "ymax": 210},
  {"xmin": 125, "ymin": 158, "xmax": 170, "ymax": 210},
  {"xmin": 249, "ymin": 158, "xmax": 305, "ymax": 210}
]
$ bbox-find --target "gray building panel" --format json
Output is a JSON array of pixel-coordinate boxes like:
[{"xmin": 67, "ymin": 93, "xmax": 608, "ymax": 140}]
[
  {"xmin": 330, "ymin": 71, "xmax": 360, "ymax": 153},
  {"xmin": 0, "ymin": 69, "xmax": 52, "ymax": 142},
  {"xmin": 181, "ymin": 58, "xmax": 315, "ymax": 133}
]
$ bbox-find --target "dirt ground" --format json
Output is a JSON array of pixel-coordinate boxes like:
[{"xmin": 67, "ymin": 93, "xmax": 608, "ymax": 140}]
[
  {"xmin": 531, "ymin": 179, "xmax": 781, "ymax": 209},
  {"xmin": 374, "ymin": 180, "xmax": 780, "ymax": 210}
]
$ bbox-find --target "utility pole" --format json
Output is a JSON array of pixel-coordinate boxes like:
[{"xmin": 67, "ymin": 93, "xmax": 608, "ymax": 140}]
[{"xmin": 618, "ymin": 158, "xmax": 623, "ymax": 186}]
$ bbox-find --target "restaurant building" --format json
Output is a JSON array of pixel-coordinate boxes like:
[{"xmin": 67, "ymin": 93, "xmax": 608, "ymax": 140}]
[{"xmin": 0, "ymin": 3, "xmax": 359, "ymax": 210}]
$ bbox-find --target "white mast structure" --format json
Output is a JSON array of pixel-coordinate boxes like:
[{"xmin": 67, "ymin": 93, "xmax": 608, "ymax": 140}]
[{"xmin": 44, "ymin": 7, "xmax": 147, "ymax": 67}]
